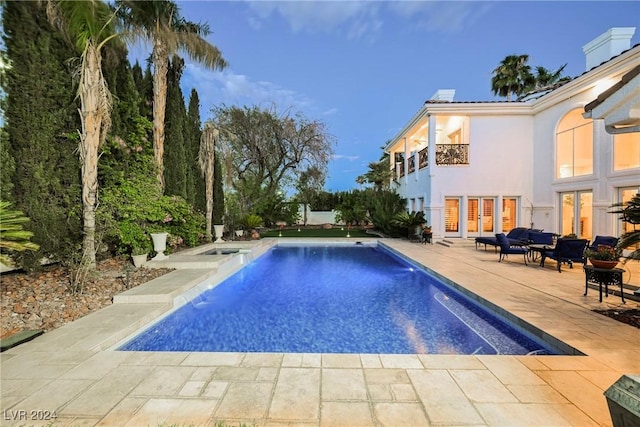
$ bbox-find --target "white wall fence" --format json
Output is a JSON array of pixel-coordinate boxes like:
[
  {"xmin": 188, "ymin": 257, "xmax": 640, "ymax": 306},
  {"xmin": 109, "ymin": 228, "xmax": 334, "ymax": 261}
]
[{"xmin": 296, "ymin": 204, "xmax": 341, "ymax": 225}]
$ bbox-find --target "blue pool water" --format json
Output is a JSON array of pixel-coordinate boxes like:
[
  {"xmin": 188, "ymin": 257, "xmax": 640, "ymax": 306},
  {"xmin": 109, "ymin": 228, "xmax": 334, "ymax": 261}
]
[{"xmin": 119, "ymin": 244, "xmax": 562, "ymax": 355}]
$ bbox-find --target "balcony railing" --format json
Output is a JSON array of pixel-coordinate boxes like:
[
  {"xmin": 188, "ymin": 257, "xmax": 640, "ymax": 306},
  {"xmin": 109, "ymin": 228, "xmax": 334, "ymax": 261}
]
[
  {"xmin": 408, "ymin": 156, "xmax": 415, "ymax": 174},
  {"xmin": 418, "ymin": 147, "xmax": 428, "ymax": 169},
  {"xmin": 435, "ymin": 144, "xmax": 469, "ymax": 165}
]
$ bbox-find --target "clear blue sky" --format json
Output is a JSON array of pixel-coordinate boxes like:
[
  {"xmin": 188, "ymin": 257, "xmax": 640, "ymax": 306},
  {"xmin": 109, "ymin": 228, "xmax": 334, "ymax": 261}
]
[{"xmin": 133, "ymin": 1, "xmax": 640, "ymax": 192}]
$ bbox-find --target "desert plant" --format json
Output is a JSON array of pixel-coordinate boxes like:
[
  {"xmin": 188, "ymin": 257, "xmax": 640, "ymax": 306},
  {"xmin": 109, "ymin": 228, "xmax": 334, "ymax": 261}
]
[
  {"xmin": 241, "ymin": 214, "xmax": 263, "ymax": 229},
  {"xmin": 392, "ymin": 211, "xmax": 426, "ymax": 239},
  {"xmin": 367, "ymin": 191, "xmax": 406, "ymax": 236},
  {"xmin": 0, "ymin": 201, "xmax": 40, "ymax": 266}
]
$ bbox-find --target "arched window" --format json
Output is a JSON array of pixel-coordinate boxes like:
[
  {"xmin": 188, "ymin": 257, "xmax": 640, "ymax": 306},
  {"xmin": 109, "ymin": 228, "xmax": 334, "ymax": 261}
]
[{"xmin": 556, "ymin": 109, "xmax": 593, "ymax": 178}]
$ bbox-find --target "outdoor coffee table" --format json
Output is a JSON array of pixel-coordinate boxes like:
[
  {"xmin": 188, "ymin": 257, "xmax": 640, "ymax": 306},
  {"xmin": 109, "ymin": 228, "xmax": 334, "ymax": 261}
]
[
  {"xmin": 583, "ymin": 265, "xmax": 625, "ymax": 303},
  {"xmin": 528, "ymin": 244, "xmax": 554, "ymax": 265}
]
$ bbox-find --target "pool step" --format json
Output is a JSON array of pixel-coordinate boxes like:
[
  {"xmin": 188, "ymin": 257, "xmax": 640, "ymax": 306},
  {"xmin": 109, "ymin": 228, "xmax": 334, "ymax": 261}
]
[{"xmin": 113, "ymin": 269, "xmax": 219, "ymax": 304}]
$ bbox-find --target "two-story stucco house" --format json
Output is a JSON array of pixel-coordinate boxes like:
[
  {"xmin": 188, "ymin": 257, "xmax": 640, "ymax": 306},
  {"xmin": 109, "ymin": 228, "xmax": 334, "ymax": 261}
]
[{"xmin": 384, "ymin": 27, "xmax": 640, "ymax": 243}]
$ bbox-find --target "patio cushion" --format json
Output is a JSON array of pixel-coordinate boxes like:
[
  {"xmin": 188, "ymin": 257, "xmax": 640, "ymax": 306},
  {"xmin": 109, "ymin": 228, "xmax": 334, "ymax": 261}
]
[{"xmin": 528, "ymin": 231, "xmax": 554, "ymax": 245}]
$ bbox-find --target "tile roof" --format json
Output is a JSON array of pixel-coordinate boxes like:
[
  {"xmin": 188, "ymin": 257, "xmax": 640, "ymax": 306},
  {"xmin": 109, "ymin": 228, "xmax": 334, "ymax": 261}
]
[
  {"xmin": 584, "ymin": 63, "xmax": 640, "ymax": 113},
  {"xmin": 424, "ymin": 42, "xmax": 640, "ymax": 105}
]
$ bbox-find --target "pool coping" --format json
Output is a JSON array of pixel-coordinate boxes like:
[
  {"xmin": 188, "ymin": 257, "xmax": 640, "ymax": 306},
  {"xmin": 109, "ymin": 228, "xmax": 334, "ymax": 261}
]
[{"xmin": 1, "ymin": 237, "xmax": 638, "ymax": 426}]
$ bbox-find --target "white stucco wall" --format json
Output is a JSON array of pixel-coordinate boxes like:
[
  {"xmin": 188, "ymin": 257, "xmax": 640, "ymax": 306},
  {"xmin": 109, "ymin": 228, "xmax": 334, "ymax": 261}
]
[
  {"xmin": 296, "ymin": 205, "xmax": 340, "ymax": 225},
  {"xmin": 531, "ymin": 64, "xmax": 640, "ymax": 237},
  {"xmin": 397, "ymin": 114, "xmax": 534, "ymax": 238},
  {"xmin": 390, "ymin": 37, "xmax": 639, "ymax": 240}
]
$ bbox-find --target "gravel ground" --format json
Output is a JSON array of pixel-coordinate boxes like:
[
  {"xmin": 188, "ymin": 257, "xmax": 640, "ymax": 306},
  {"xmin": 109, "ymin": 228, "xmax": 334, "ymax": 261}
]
[
  {"xmin": 1, "ymin": 257, "xmax": 173, "ymax": 338},
  {"xmin": 1, "ymin": 257, "xmax": 638, "ymax": 340}
]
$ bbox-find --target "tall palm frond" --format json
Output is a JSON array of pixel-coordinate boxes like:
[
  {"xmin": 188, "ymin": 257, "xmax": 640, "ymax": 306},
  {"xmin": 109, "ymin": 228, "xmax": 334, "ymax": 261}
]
[
  {"xmin": 46, "ymin": 0, "xmax": 119, "ymax": 269},
  {"xmin": 491, "ymin": 54, "xmax": 535, "ymax": 101},
  {"xmin": 116, "ymin": 0, "xmax": 227, "ymax": 190}
]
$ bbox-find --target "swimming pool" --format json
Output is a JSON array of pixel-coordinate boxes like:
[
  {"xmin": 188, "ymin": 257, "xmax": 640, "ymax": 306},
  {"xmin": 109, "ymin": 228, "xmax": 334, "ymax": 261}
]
[{"xmin": 118, "ymin": 243, "xmax": 566, "ymax": 355}]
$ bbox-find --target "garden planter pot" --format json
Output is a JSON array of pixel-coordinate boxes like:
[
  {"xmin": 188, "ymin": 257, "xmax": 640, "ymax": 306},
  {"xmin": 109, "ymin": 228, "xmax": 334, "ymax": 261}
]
[
  {"xmin": 589, "ymin": 258, "xmax": 618, "ymax": 269},
  {"xmin": 214, "ymin": 224, "xmax": 224, "ymax": 242},
  {"xmin": 131, "ymin": 253, "xmax": 147, "ymax": 268},
  {"xmin": 151, "ymin": 232, "xmax": 168, "ymax": 260}
]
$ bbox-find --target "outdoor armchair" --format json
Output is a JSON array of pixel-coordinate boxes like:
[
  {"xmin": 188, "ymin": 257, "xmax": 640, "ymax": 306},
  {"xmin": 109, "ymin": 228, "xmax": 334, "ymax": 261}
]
[
  {"xmin": 496, "ymin": 233, "xmax": 529, "ymax": 265},
  {"xmin": 540, "ymin": 238, "xmax": 589, "ymax": 272}
]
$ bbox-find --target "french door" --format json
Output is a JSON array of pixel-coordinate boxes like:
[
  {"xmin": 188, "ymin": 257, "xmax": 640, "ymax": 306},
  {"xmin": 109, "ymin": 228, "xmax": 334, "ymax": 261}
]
[
  {"xmin": 559, "ymin": 191, "xmax": 592, "ymax": 239},
  {"xmin": 468, "ymin": 197, "xmax": 495, "ymax": 236}
]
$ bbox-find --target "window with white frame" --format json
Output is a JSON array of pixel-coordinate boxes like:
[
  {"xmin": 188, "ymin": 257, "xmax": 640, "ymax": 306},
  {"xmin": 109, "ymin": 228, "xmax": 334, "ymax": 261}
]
[
  {"xmin": 613, "ymin": 132, "xmax": 640, "ymax": 171},
  {"xmin": 556, "ymin": 109, "xmax": 593, "ymax": 178}
]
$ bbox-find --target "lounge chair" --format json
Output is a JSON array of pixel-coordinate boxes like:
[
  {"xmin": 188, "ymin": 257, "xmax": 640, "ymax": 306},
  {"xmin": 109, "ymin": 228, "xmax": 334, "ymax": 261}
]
[
  {"xmin": 587, "ymin": 235, "xmax": 618, "ymax": 252},
  {"xmin": 540, "ymin": 238, "xmax": 589, "ymax": 272},
  {"xmin": 475, "ymin": 227, "xmax": 530, "ymax": 251},
  {"xmin": 496, "ymin": 233, "xmax": 529, "ymax": 265}
]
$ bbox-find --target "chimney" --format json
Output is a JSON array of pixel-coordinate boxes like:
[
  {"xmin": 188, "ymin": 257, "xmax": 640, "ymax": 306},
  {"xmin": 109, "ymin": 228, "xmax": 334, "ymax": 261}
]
[
  {"xmin": 429, "ymin": 89, "xmax": 455, "ymax": 102},
  {"xmin": 582, "ymin": 27, "xmax": 635, "ymax": 71}
]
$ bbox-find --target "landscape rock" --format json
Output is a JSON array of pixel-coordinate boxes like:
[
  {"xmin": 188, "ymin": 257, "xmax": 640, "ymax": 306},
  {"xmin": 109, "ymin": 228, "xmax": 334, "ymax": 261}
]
[{"xmin": 1, "ymin": 257, "xmax": 173, "ymax": 338}]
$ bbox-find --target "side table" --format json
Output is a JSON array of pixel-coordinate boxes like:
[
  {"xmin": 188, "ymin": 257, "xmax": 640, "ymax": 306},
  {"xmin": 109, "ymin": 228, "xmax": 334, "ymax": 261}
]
[{"xmin": 583, "ymin": 265, "xmax": 625, "ymax": 303}]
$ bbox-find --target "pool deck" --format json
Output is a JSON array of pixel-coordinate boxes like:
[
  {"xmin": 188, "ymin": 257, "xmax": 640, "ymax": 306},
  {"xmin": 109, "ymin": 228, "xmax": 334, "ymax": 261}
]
[{"xmin": 1, "ymin": 238, "xmax": 639, "ymax": 426}]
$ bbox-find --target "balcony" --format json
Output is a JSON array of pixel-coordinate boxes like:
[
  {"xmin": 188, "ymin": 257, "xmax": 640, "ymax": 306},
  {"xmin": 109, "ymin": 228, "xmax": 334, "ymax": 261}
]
[
  {"xmin": 408, "ymin": 156, "xmax": 415, "ymax": 174},
  {"xmin": 436, "ymin": 144, "xmax": 469, "ymax": 165},
  {"xmin": 419, "ymin": 147, "xmax": 428, "ymax": 169}
]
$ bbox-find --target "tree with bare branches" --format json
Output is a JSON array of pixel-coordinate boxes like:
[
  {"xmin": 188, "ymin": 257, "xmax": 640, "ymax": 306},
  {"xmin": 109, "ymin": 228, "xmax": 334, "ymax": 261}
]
[{"xmin": 212, "ymin": 105, "xmax": 335, "ymax": 222}]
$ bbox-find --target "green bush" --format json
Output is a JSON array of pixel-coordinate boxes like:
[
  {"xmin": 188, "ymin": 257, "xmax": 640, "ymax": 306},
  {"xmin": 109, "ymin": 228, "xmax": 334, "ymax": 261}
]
[
  {"xmin": 98, "ymin": 174, "xmax": 205, "ymax": 254},
  {"xmin": 392, "ymin": 210, "xmax": 426, "ymax": 238},
  {"xmin": 368, "ymin": 191, "xmax": 406, "ymax": 237}
]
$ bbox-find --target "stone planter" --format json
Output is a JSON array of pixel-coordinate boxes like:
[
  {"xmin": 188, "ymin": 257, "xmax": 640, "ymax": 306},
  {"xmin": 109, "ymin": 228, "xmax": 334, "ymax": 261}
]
[
  {"xmin": 150, "ymin": 232, "xmax": 168, "ymax": 260},
  {"xmin": 131, "ymin": 253, "xmax": 147, "ymax": 268},
  {"xmin": 214, "ymin": 224, "xmax": 224, "ymax": 243}
]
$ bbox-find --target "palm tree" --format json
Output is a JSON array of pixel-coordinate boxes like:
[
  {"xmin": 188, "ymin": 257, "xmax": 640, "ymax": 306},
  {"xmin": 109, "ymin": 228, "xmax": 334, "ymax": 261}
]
[
  {"xmin": 116, "ymin": 0, "xmax": 227, "ymax": 191},
  {"xmin": 356, "ymin": 156, "xmax": 393, "ymax": 191},
  {"xmin": 198, "ymin": 121, "xmax": 219, "ymax": 241},
  {"xmin": 532, "ymin": 64, "xmax": 568, "ymax": 88},
  {"xmin": 491, "ymin": 54, "xmax": 535, "ymax": 101},
  {"xmin": 46, "ymin": 0, "xmax": 117, "ymax": 269},
  {"xmin": 0, "ymin": 201, "xmax": 39, "ymax": 267}
]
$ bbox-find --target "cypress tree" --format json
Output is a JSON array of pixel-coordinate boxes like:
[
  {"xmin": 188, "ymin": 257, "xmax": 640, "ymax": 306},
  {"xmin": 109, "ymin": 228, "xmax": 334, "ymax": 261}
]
[
  {"xmin": 102, "ymin": 42, "xmax": 140, "ymax": 142},
  {"xmin": 132, "ymin": 61, "xmax": 153, "ymax": 121},
  {"xmin": 186, "ymin": 88, "xmax": 204, "ymax": 210},
  {"xmin": 0, "ymin": 128, "xmax": 14, "ymax": 202},
  {"xmin": 3, "ymin": 1, "xmax": 82, "ymax": 268},
  {"xmin": 163, "ymin": 56, "xmax": 187, "ymax": 198}
]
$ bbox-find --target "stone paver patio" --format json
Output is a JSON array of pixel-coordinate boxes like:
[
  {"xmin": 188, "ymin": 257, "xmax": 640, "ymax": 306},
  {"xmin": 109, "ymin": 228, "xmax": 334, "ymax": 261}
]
[{"xmin": 1, "ymin": 238, "xmax": 638, "ymax": 426}]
